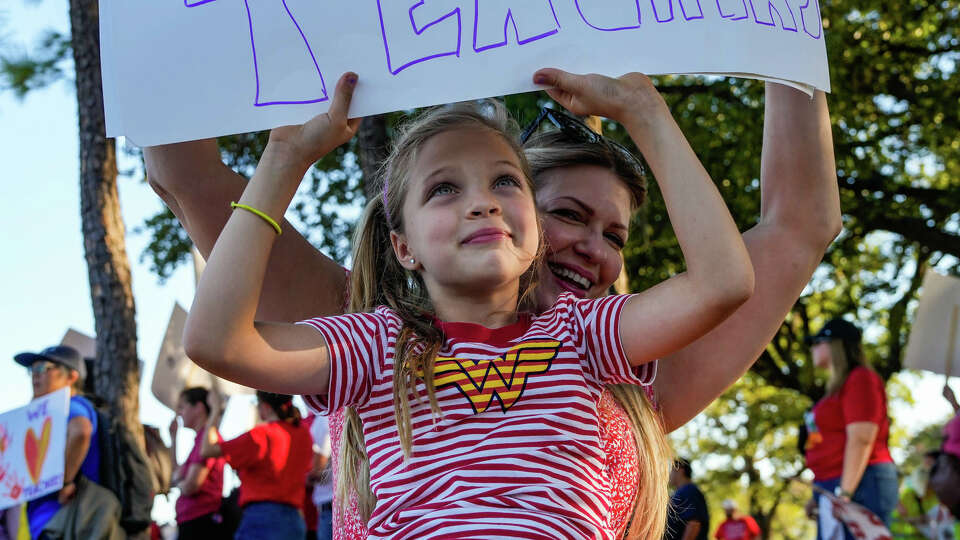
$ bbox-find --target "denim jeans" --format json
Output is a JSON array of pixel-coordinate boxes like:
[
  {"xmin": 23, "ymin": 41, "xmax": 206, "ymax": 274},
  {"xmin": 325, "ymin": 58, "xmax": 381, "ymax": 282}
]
[
  {"xmin": 316, "ymin": 502, "xmax": 333, "ymax": 540},
  {"xmin": 814, "ymin": 462, "xmax": 899, "ymax": 540},
  {"xmin": 234, "ymin": 502, "xmax": 306, "ymax": 540}
]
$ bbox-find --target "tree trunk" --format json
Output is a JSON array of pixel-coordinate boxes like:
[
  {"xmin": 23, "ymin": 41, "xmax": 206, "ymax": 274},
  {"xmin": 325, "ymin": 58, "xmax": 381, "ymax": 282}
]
[
  {"xmin": 69, "ymin": 0, "xmax": 144, "ymax": 448},
  {"xmin": 357, "ymin": 114, "xmax": 390, "ymax": 200}
]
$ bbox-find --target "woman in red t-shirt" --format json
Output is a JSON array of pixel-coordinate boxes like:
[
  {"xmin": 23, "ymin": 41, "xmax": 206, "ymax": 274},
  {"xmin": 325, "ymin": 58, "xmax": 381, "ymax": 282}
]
[
  {"xmin": 201, "ymin": 392, "xmax": 314, "ymax": 540},
  {"xmin": 804, "ymin": 318, "xmax": 898, "ymax": 539},
  {"xmin": 170, "ymin": 387, "xmax": 226, "ymax": 539}
]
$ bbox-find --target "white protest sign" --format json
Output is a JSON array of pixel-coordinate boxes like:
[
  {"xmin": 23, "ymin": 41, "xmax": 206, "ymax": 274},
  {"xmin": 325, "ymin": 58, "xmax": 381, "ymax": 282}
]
[
  {"xmin": 101, "ymin": 0, "xmax": 829, "ymax": 146},
  {"xmin": 904, "ymin": 271, "xmax": 960, "ymax": 378},
  {"xmin": 0, "ymin": 389, "xmax": 70, "ymax": 511},
  {"xmin": 152, "ymin": 303, "xmax": 253, "ymax": 411}
]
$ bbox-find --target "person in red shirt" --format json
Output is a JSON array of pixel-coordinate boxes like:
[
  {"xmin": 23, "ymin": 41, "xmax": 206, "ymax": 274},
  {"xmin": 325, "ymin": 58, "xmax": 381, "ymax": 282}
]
[
  {"xmin": 803, "ymin": 318, "xmax": 898, "ymax": 540},
  {"xmin": 201, "ymin": 391, "xmax": 314, "ymax": 540},
  {"xmin": 715, "ymin": 499, "xmax": 760, "ymax": 540}
]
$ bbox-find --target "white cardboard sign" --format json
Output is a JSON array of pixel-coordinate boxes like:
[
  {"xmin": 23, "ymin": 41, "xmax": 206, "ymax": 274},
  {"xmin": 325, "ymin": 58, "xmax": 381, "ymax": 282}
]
[
  {"xmin": 101, "ymin": 0, "xmax": 829, "ymax": 146},
  {"xmin": 904, "ymin": 271, "xmax": 960, "ymax": 378},
  {"xmin": 152, "ymin": 303, "xmax": 253, "ymax": 411},
  {"xmin": 0, "ymin": 389, "xmax": 70, "ymax": 511}
]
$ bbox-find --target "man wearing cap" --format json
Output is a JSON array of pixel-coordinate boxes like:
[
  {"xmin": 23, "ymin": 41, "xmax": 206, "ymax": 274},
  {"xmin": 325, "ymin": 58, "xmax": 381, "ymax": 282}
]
[
  {"xmin": 14, "ymin": 345, "xmax": 101, "ymax": 539},
  {"xmin": 803, "ymin": 318, "xmax": 897, "ymax": 539},
  {"xmin": 714, "ymin": 500, "xmax": 761, "ymax": 540}
]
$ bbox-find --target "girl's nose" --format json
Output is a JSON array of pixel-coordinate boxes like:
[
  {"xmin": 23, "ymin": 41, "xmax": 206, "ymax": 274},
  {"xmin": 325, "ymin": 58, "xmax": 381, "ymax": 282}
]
[{"xmin": 468, "ymin": 192, "xmax": 502, "ymax": 217}]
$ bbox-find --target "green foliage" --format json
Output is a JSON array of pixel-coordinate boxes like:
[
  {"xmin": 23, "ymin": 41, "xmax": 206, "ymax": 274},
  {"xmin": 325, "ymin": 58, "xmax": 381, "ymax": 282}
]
[
  {"xmin": 672, "ymin": 373, "xmax": 817, "ymax": 538},
  {"xmin": 0, "ymin": 29, "xmax": 69, "ymax": 98}
]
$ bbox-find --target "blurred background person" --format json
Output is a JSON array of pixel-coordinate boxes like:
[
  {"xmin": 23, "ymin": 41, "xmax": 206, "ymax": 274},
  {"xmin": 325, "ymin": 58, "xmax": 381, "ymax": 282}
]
[
  {"xmin": 803, "ymin": 318, "xmax": 898, "ymax": 539},
  {"xmin": 306, "ymin": 413, "xmax": 332, "ymax": 540},
  {"xmin": 14, "ymin": 345, "xmax": 103, "ymax": 539},
  {"xmin": 890, "ymin": 450, "xmax": 958, "ymax": 539},
  {"xmin": 201, "ymin": 391, "xmax": 313, "ymax": 539},
  {"xmin": 715, "ymin": 499, "xmax": 761, "ymax": 540},
  {"xmin": 666, "ymin": 458, "xmax": 709, "ymax": 540},
  {"xmin": 170, "ymin": 387, "xmax": 226, "ymax": 539},
  {"xmin": 930, "ymin": 384, "xmax": 960, "ymax": 520}
]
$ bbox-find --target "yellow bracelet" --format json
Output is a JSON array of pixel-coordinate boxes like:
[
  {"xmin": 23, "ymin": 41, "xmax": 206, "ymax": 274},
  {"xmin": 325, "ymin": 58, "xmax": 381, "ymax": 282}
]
[{"xmin": 230, "ymin": 202, "xmax": 282, "ymax": 235}]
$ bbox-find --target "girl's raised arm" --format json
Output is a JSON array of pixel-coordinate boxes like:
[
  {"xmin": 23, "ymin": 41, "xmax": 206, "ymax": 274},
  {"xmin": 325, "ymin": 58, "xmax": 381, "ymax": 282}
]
[
  {"xmin": 144, "ymin": 131, "xmax": 346, "ymax": 323},
  {"xmin": 534, "ymin": 69, "xmax": 754, "ymax": 368},
  {"xmin": 183, "ymin": 73, "xmax": 362, "ymax": 396}
]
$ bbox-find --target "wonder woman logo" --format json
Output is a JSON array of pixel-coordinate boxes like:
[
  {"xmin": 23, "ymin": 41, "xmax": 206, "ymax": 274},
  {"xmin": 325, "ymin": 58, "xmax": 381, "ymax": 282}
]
[{"xmin": 420, "ymin": 340, "xmax": 561, "ymax": 414}]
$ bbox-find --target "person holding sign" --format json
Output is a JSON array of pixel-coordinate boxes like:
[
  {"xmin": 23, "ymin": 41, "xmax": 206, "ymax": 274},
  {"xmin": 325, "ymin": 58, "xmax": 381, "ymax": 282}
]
[
  {"xmin": 179, "ymin": 68, "xmax": 759, "ymax": 538},
  {"xmin": 12, "ymin": 346, "xmax": 101, "ymax": 539},
  {"xmin": 803, "ymin": 318, "xmax": 898, "ymax": 538},
  {"xmin": 144, "ymin": 74, "xmax": 839, "ymax": 537}
]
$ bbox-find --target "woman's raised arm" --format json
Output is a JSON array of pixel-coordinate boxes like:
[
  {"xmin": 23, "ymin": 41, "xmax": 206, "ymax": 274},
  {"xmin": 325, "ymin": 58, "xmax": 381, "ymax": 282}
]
[{"xmin": 654, "ymin": 85, "xmax": 841, "ymax": 431}]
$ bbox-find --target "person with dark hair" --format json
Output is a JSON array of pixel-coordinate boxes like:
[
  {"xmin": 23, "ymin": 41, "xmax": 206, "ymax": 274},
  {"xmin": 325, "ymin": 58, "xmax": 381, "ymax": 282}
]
[
  {"xmin": 803, "ymin": 318, "xmax": 898, "ymax": 538},
  {"xmin": 666, "ymin": 458, "xmax": 710, "ymax": 540},
  {"xmin": 170, "ymin": 386, "xmax": 226, "ymax": 538},
  {"xmin": 13, "ymin": 345, "xmax": 103, "ymax": 539},
  {"xmin": 200, "ymin": 391, "xmax": 313, "ymax": 540}
]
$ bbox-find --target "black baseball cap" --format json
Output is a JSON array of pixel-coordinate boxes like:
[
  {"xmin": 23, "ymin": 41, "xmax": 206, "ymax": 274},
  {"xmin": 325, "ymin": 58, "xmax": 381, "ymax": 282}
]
[
  {"xmin": 14, "ymin": 345, "xmax": 87, "ymax": 380},
  {"xmin": 806, "ymin": 318, "xmax": 862, "ymax": 345}
]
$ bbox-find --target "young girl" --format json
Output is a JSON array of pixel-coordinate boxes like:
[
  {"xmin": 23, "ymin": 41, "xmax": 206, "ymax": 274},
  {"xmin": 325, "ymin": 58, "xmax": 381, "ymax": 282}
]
[{"xmin": 183, "ymin": 69, "xmax": 754, "ymax": 538}]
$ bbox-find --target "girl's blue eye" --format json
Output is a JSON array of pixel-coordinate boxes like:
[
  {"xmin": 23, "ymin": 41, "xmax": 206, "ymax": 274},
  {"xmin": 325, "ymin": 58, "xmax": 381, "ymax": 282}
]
[
  {"xmin": 494, "ymin": 175, "xmax": 521, "ymax": 189},
  {"xmin": 428, "ymin": 183, "xmax": 456, "ymax": 198}
]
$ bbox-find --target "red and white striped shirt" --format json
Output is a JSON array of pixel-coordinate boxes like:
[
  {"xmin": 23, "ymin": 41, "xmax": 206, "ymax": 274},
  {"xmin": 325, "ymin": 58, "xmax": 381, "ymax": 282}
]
[{"xmin": 300, "ymin": 293, "xmax": 655, "ymax": 539}]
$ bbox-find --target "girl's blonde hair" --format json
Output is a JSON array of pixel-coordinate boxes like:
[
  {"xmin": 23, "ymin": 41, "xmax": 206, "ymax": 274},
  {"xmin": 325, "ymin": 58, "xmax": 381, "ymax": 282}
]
[
  {"xmin": 337, "ymin": 100, "xmax": 540, "ymax": 522},
  {"xmin": 526, "ymin": 130, "xmax": 670, "ymax": 540}
]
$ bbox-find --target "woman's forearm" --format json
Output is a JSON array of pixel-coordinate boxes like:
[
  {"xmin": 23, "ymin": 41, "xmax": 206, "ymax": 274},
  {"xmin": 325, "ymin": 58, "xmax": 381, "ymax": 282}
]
[
  {"xmin": 840, "ymin": 422, "xmax": 879, "ymax": 494},
  {"xmin": 759, "ymin": 85, "xmax": 841, "ymax": 247}
]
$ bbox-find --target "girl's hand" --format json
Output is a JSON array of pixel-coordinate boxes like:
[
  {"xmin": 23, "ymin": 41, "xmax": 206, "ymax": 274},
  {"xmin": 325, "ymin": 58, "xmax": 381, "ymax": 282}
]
[
  {"xmin": 266, "ymin": 72, "xmax": 363, "ymax": 173},
  {"xmin": 532, "ymin": 68, "xmax": 667, "ymax": 128}
]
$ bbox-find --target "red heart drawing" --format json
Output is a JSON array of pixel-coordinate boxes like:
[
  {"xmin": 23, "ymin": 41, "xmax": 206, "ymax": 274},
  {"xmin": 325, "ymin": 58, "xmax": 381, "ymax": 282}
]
[{"xmin": 24, "ymin": 417, "xmax": 52, "ymax": 485}]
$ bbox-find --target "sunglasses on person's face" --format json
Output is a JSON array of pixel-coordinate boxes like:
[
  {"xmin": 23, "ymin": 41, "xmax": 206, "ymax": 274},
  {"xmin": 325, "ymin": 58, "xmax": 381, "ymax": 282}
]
[
  {"xmin": 520, "ymin": 107, "xmax": 646, "ymax": 178},
  {"xmin": 28, "ymin": 361, "xmax": 60, "ymax": 376}
]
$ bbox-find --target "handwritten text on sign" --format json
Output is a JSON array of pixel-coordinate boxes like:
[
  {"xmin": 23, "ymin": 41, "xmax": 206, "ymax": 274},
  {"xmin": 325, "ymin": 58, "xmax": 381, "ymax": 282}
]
[
  {"xmin": 0, "ymin": 389, "xmax": 69, "ymax": 511},
  {"xmin": 100, "ymin": 0, "xmax": 828, "ymax": 145}
]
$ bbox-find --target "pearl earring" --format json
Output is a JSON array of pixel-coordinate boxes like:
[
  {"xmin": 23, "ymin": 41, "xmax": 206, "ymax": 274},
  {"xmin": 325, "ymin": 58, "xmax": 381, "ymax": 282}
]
[{"xmin": 409, "ymin": 258, "xmax": 415, "ymax": 264}]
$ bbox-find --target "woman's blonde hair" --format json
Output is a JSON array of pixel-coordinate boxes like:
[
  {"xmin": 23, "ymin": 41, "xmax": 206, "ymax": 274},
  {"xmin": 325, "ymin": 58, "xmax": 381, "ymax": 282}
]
[
  {"xmin": 526, "ymin": 130, "xmax": 670, "ymax": 539},
  {"xmin": 825, "ymin": 338, "xmax": 865, "ymax": 396},
  {"xmin": 336, "ymin": 100, "xmax": 541, "ymax": 522}
]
